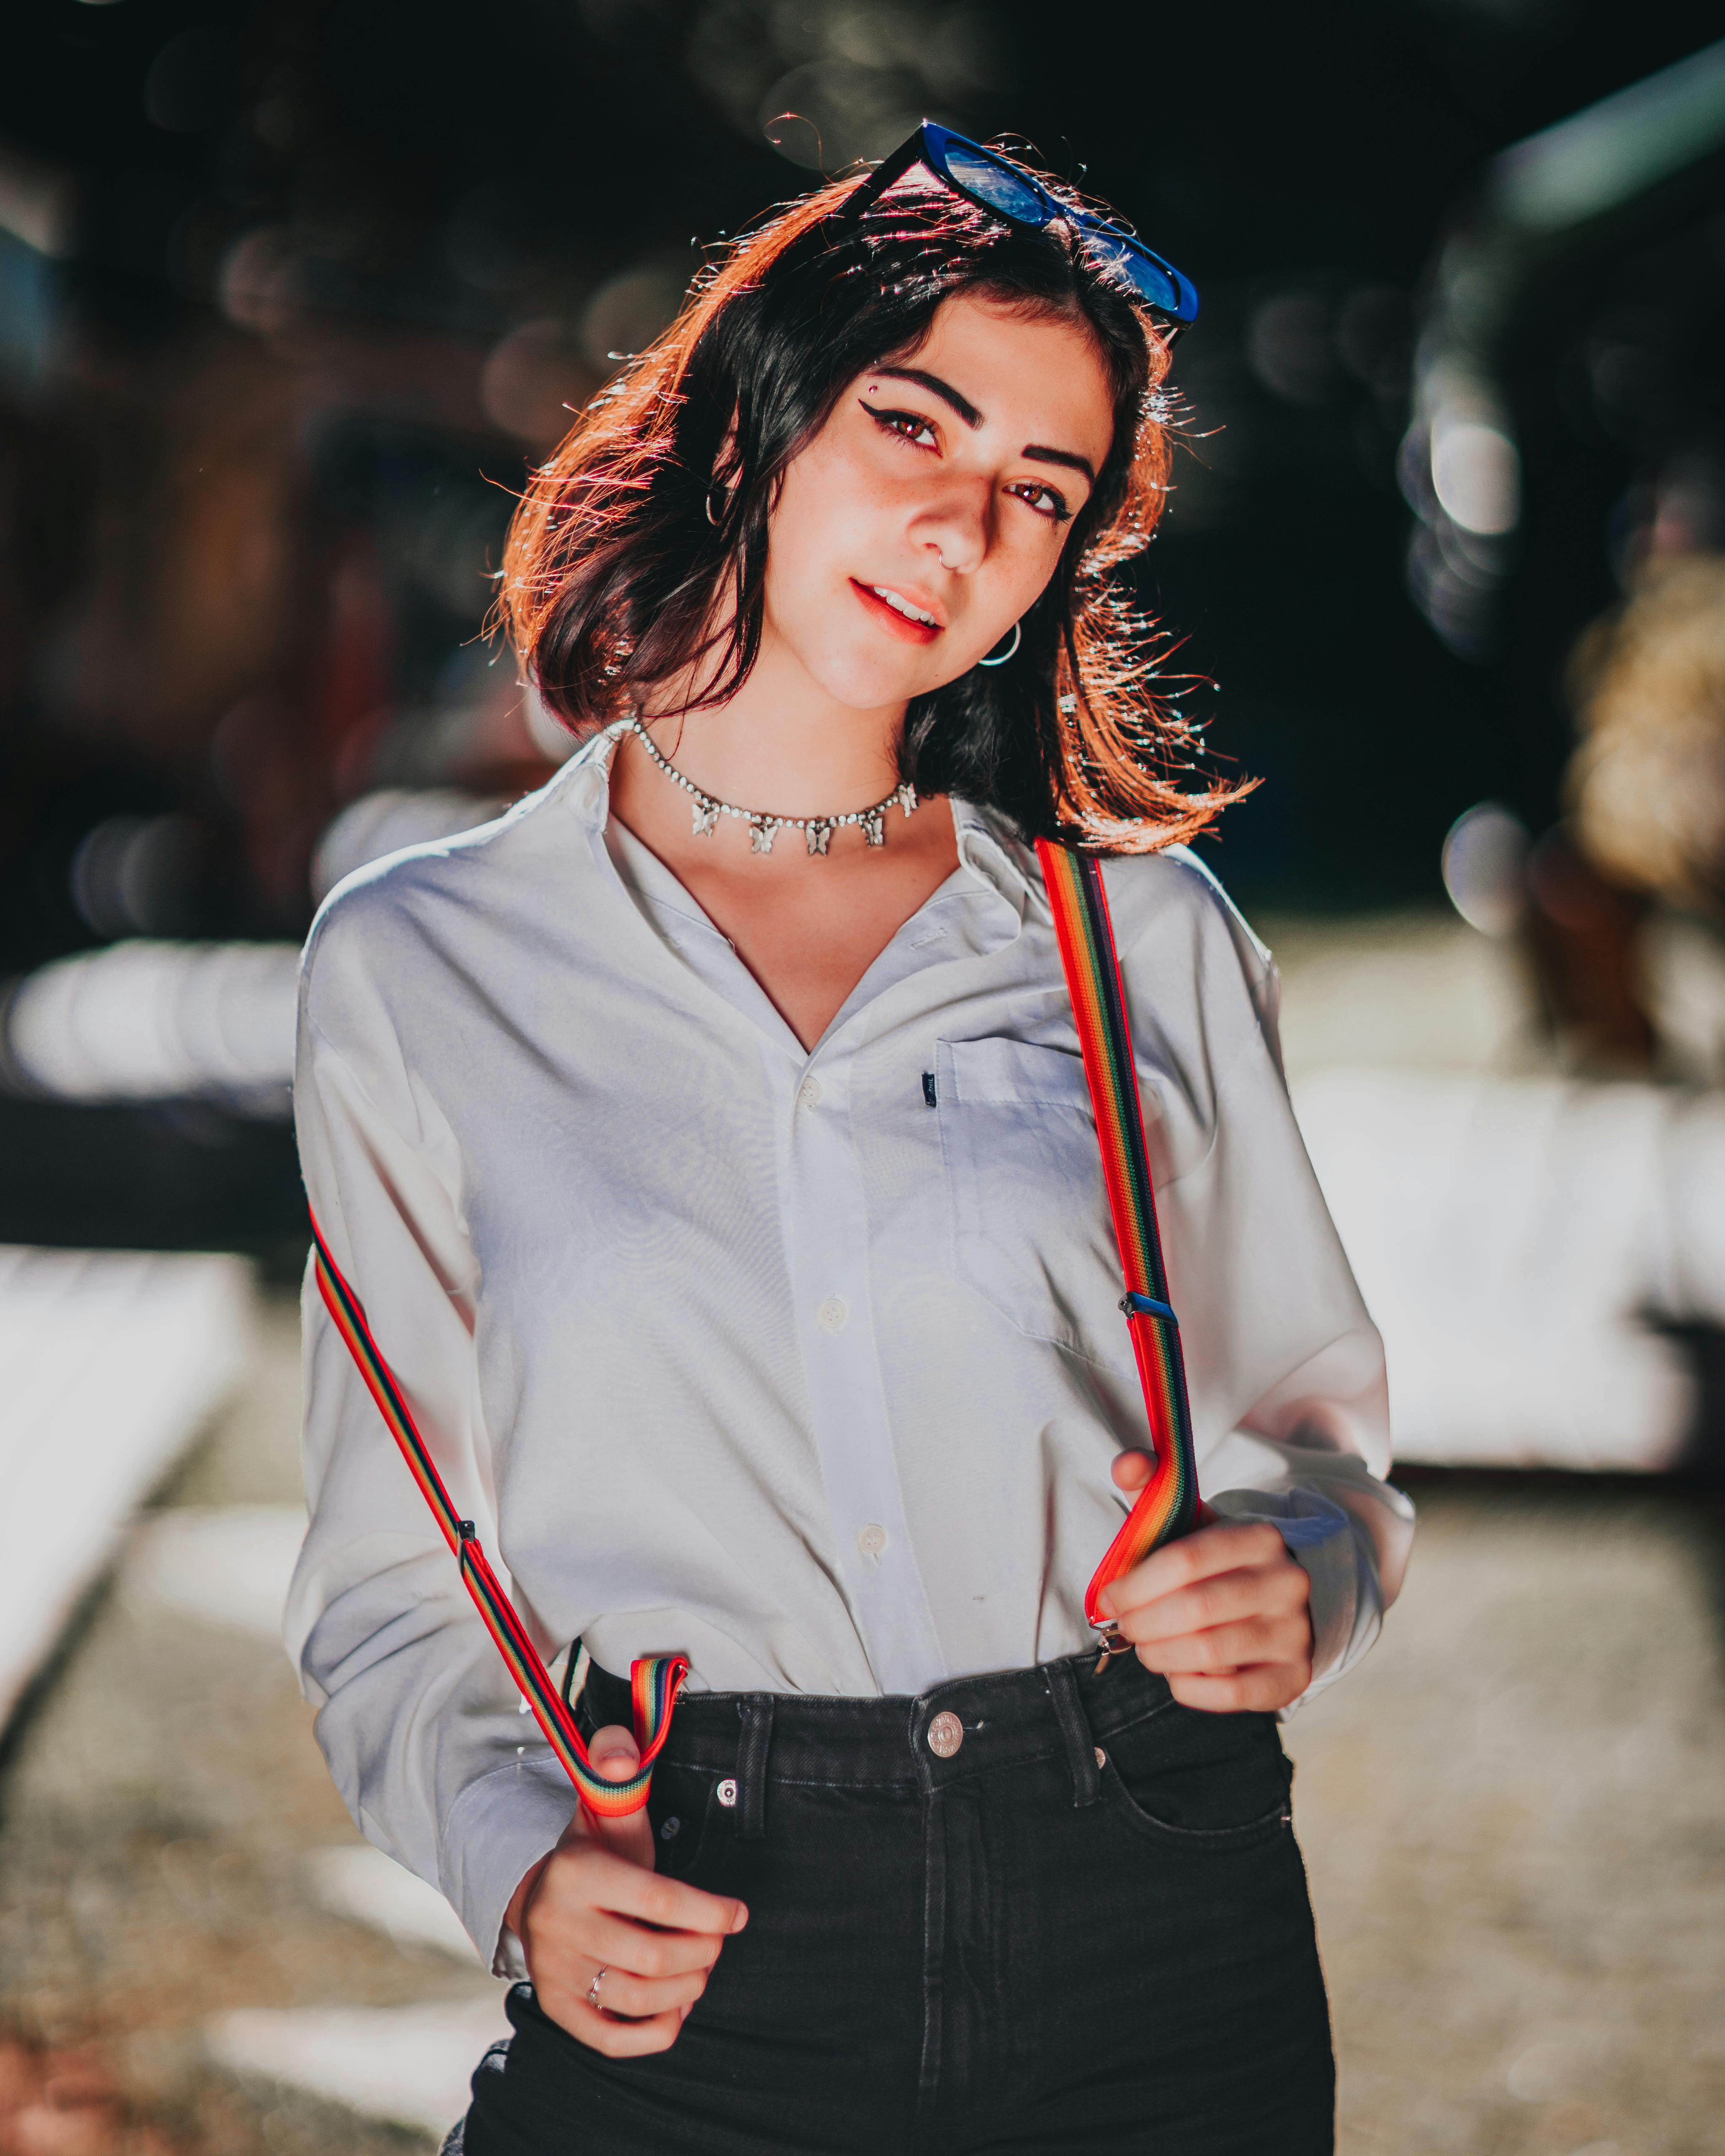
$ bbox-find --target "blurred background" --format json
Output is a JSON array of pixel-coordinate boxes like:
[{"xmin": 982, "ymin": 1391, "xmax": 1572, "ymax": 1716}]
[{"xmin": 1, "ymin": 3, "xmax": 1722, "ymax": 2151}]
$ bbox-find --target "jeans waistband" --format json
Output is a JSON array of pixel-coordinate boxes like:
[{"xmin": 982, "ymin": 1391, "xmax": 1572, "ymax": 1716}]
[{"xmin": 576, "ymin": 1647, "xmax": 1179, "ymax": 1808}]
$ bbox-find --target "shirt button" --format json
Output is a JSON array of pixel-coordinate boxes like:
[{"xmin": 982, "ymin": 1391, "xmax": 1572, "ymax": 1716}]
[
  {"xmin": 926, "ymin": 1711, "xmax": 964, "ymax": 1758},
  {"xmin": 797, "ymin": 1076, "xmax": 823, "ymax": 1110},
  {"xmin": 816, "ymin": 1296, "xmax": 848, "ymax": 1333},
  {"xmin": 857, "ymin": 1522, "xmax": 888, "ymax": 1558}
]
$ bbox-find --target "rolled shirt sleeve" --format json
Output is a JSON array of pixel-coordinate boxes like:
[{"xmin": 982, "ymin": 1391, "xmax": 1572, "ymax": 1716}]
[
  {"xmin": 1121, "ymin": 852, "xmax": 1413, "ymax": 1710},
  {"xmin": 1208, "ymin": 1437, "xmax": 1413, "ymax": 1707},
  {"xmin": 285, "ymin": 908, "xmax": 576, "ymax": 1976}
]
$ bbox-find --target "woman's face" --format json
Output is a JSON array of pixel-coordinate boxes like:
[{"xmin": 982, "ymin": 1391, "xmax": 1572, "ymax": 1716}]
[{"xmin": 759, "ymin": 291, "xmax": 1117, "ymax": 711}]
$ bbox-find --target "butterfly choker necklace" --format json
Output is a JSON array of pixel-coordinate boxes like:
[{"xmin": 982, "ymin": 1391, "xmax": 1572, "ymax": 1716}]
[{"xmin": 626, "ymin": 716, "xmax": 918, "ymax": 857}]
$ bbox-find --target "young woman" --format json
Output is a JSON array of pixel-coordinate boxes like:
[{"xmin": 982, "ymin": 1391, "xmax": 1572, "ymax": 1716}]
[{"xmin": 288, "ymin": 127, "xmax": 1413, "ymax": 2156}]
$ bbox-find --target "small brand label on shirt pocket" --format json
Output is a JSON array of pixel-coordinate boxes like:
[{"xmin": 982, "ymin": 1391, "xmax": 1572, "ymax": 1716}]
[{"xmin": 934, "ymin": 1037, "xmax": 1119, "ymax": 1356}]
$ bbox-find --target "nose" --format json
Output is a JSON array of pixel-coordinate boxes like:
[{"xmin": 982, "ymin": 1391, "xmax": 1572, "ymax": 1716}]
[{"xmin": 911, "ymin": 475, "xmax": 991, "ymax": 578}]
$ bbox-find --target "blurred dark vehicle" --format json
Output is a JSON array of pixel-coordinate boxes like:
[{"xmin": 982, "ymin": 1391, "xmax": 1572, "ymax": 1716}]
[{"xmin": 1423, "ymin": 41, "xmax": 1725, "ymax": 1076}]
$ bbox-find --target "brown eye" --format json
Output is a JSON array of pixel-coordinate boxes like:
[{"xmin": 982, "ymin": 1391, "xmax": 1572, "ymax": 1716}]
[
  {"xmin": 1009, "ymin": 481, "xmax": 1071, "ymax": 523},
  {"xmin": 861, "ymin": 401, "xmax": 938, "ymax": 451}
]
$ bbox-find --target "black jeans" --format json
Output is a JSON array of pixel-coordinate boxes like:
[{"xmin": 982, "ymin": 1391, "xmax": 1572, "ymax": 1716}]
[{"xmin": 459, "ymin": 1649, "xmax": 1334, "ymax": 2155}]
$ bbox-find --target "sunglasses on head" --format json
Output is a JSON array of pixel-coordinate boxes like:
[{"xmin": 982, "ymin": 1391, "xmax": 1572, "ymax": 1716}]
[{"xmin": 838, "ymin": 120, "xmax": 1199, "ymax": 325}]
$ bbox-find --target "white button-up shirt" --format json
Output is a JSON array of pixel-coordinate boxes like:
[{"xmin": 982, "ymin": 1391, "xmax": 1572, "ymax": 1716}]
[{"xmin": 286, "ymin": 732, "xmax": 1413, "ymax": 1968}]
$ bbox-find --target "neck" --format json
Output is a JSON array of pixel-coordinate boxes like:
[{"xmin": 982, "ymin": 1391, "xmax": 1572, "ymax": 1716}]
[{"xmin": 630, "ymin": 633, "xmax": 906, "ymax": 819}]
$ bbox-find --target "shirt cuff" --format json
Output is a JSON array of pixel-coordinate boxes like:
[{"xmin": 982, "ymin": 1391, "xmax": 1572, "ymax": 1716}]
[
  {"xmin": 1206, "ymin": 1483, "xmax": 1381, "ymax": 1715},
  {"xmin": 440, "ymin": 1755, "xmax": 578, "ymax": 1978}
]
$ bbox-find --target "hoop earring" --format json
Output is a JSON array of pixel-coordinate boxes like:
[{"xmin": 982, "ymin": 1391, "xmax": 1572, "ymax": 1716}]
[
  {"xmin": 705, "ymin": 481, "xmax": 730, "ymax": 528},
  {"xmin": 978, "ymin": 620, "xmax": 1021, "ymax": 667}
]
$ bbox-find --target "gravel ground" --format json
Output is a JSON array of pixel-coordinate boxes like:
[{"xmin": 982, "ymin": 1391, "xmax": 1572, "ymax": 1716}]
[
  {"xmin": 0, "ymin": 1293, "xmax": 496, "ymax": 2156},
  {"xmin": 3, "ymin": 1291, "xmax": 1723, "ymax": 2154},
  {"xmin": 1288, "ymin": 1473, "xmax": 1725, "ymax": 2156}
]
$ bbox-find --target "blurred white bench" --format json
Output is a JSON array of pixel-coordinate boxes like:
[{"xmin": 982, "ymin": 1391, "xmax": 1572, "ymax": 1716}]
[
  {"xmin": 0, "ymin": 1245, "xmax": 255, "ymax": 1728},
  {"xmin": 1297, "ymin": 1069, "xmax": 1725, "ymax": 1470}
]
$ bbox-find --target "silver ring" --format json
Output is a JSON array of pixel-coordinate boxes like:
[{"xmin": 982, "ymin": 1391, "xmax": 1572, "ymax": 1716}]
[{"xmin": 587, "ymin": 1965, "xmax": 607, "ymax": 2012}]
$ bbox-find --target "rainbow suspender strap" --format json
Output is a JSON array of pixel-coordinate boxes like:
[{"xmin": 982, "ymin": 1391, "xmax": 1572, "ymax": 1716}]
[
  {"xmin": 310, "ymin": 1220, "xmax": 687, "ymax": 1821},
  {"xmin": 1037, "ymin": 839, "xmax": 1202, "ymax": 1653},
  {"xmin": 309, "ymin": 844, "xmax": 1195, "ymax": 1818}
]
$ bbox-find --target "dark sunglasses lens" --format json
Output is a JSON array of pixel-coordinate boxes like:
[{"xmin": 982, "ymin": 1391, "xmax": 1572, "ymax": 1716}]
[
  {"xmin": 1085, "ymin": 232, "xmax": 1192, "ymax": 319},
  {"xmin": 939, "ymin": 142, "xmax": 1048, "ymax": 224}
]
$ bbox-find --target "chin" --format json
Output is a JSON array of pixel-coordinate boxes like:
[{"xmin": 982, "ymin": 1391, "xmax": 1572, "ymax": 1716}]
[
  {"xmin": 806, "ymin": 629, "xmax": 970, "ymax": 716},
  {"xmin": 800, "ymin": 645, "xmax": 944, "ymax": 712}
]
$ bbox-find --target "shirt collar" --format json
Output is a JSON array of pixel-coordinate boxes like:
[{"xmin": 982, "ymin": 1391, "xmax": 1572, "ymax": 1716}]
[
  {"xmin": 948, "ymin": 798, "xmax": 1037, "ymax": 920},
  {"xmin": 554, "ymin": 721, "xmax": 627, "ymax": 828}
]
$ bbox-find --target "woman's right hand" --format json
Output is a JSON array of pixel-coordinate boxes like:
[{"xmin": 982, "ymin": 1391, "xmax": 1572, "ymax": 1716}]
[{"xmin": 506, "ymin": 1721, "xmax": 748, "ymax": 2057}]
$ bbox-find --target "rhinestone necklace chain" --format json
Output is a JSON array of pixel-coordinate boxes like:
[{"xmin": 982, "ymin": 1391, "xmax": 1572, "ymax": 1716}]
[{"xmin": 625, "ymin": 715, "xmax": 918, "ymax": 856}]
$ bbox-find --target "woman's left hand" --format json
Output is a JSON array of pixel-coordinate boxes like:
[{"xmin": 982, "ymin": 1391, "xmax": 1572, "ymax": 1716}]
[{"xmin": 1095, "ymin": 1450, "xmax": 1314, "ymax": 1713}]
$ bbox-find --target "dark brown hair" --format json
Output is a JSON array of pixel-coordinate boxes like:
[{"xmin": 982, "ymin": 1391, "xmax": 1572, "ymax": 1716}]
[{"xmin": 500, "ymin": 162, "xmax": 1245, "ymax": 851}]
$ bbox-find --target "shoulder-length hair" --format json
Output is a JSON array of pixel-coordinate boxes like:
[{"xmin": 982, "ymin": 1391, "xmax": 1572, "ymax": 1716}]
[{"xmin": 499, "ymin": 162, "xmax": 1245, "ymax": 852}]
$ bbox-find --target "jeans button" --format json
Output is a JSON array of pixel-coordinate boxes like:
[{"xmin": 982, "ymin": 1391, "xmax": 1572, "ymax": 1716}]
[
  {"xmin": 717, "ymin": 1777, "xmax": 738, "ymax": 1807},
  {"xmin": 926, "ymin": 1710, "xmax": 964, "ymax": 1758}
]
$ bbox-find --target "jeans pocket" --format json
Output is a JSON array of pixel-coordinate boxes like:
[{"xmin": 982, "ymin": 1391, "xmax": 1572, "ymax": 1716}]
[
  {"xmin": 646, "ymin": 1760, "xmax": 719, "ymax": 1880},
  {"xmin": 1098, "ymin": 1703, "xmax": 1294, "ymax": 1852}
]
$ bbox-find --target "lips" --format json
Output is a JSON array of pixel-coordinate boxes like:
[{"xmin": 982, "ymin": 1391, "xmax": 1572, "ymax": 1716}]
[{"xmin": 850, "ymin": 579, "xmax": 942, "ymax": 646}]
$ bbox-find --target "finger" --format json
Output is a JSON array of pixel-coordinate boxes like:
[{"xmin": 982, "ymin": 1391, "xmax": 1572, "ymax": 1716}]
[
  {"xmin": 555, "ymin": 1996, "xmax": 688, "ymax": 2058},
  {"xmin": 573, "ymin": 1905, "xmax": 729, "ymax": 1981},
  {"xmin": 1098, "ymin": 1522, "xmax": 1290, "ymax": 1617},
  {"xmin": 573, "ymin": 1844, "xmax": 748, "ymax": 1938},
  {"xmin": 1167, "ymin": 1662, "xmax": 1310, "ymax": 1714},
  {"xmin": 1110, "ymin": 1454, "xmax": 1221, "ymax": 1520},
  {"xmin": 573, "ymin": 1958, "xmax": 712, "ymax": 2022},
  {"xmin": 579, "ymin": 1723, "xmax": 655, "ymax": 1870},
  {"xmin": 1114, "ymin": 1561, "xmax": 1309, "ymax": 1647},
  {"xmin": 516, "ymin": 1902, "xmax": 721, "ymax": 2019},
  {"xmin": 1132, "ymin": 1614, "xmax": 1311, "ymax": 1675}
]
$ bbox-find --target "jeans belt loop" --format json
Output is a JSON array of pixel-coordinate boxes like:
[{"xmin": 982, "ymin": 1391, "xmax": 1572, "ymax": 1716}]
[
  {"xmin": 1045, "ymin": 1654, "xmax": 1102, "ymax": 1809},
  {"xmin": 735, "ymin": 1696, "xmax": 774, "ymax": 1839}
]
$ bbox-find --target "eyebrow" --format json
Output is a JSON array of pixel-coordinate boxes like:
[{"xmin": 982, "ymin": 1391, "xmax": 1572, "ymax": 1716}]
[
  {"xmin": 868, "ymin": 367, "xmax": 1096, "ymax": 485},
  {"xmin": 873, "ymin": 366, "xmax": 983, "ymax": 428},
  {"xmin": 1022, "ymin": 442, "xmax": 1096, "ymax": 483}
]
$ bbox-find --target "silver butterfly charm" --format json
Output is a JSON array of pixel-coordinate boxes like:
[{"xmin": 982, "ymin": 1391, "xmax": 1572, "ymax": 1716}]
[
  {"xmin": 863, "ymin": 810, "xmax": 886, "ymax": 846},
  {"xmin": 805, "ymin": 821, "xmax": 833, "ymax": 856},
  {"xmin": 691, "ymin": 800, "xmax": 720, "ymax": 839},
  {"xmin": 749, "ymin": 818, "xmax": 779, "ymax": 854}
]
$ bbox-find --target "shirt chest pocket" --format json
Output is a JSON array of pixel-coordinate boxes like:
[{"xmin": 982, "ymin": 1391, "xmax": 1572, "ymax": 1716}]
[{"xmin": 934, "ymin": 1036, "xmax": 1121, "ymax": 1360}]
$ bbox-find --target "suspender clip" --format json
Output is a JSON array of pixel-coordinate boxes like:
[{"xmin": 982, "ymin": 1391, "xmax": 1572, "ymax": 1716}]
[{"xmin": 1092, "ymin": 1622, "xmax": 1133, "ymax": 1677}]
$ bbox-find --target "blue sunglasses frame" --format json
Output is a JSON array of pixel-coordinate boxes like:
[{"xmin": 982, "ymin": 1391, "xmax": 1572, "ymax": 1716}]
[{"xmin": 838, "ymin": 120, "xmax": 1199, "ymax": 325}]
